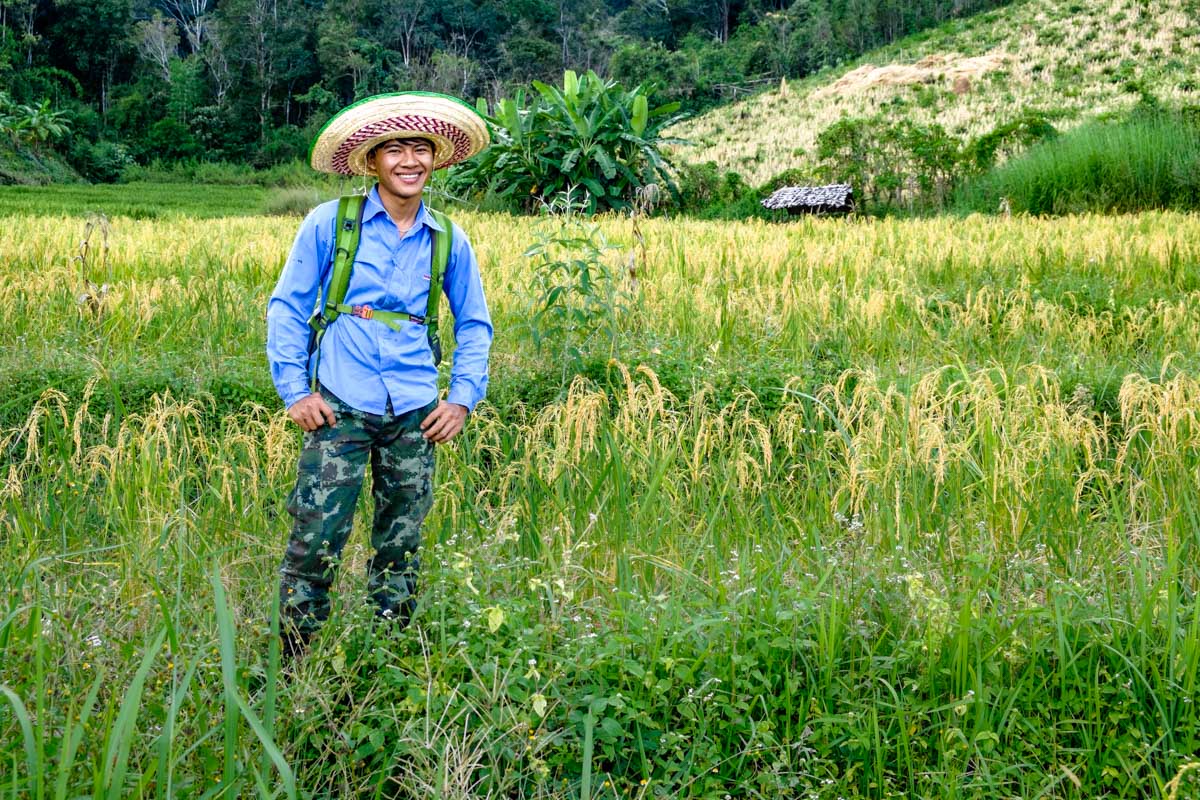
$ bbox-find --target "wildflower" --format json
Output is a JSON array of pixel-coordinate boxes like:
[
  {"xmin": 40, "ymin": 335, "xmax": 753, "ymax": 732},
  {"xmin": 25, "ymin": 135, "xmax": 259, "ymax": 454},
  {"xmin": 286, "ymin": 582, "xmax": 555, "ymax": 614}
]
[{"xmin": 84, "ymin": 633, "xmax": 103, "ymax": 648}]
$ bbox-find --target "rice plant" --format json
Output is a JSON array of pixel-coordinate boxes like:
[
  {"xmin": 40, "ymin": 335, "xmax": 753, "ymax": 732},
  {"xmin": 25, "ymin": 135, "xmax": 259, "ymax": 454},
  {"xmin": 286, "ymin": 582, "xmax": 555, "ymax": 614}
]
[{"xmin": 1, "ymin": 200, "xmax": 1198, "ymax": 797}]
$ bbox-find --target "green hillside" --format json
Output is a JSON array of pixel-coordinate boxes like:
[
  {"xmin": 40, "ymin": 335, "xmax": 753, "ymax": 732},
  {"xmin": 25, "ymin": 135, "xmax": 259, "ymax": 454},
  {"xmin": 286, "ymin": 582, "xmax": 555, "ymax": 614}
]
[
  {"xmin": 0, "ymin": 140, "xmax": 81, "ymax": 185},
  {"xmin": 670, "ymin": 0, "xmax": 1200, "ymax": 186}
]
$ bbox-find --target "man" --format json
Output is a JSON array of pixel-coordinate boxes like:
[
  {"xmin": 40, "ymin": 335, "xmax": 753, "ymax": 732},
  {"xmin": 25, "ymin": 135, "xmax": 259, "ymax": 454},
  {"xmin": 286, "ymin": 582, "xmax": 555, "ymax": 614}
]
[{"xmin": 266, "ymin": 93, "xmax": 493, "ymax": 656}]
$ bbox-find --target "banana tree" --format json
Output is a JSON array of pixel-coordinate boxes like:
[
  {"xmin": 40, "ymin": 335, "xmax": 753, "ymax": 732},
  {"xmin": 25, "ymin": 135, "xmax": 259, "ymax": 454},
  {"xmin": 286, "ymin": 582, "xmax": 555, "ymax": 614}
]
[{"xmin": 452, "ymin": 70, "xmax": 685, "ymax": 213}]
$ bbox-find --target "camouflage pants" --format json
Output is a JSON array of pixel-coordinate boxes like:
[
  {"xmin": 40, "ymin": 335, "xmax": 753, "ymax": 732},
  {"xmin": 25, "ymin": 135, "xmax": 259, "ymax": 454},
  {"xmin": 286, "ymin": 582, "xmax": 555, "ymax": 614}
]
[{"xmin": 279, "ymin": 387, "xmax": 437, "ymax": 634}]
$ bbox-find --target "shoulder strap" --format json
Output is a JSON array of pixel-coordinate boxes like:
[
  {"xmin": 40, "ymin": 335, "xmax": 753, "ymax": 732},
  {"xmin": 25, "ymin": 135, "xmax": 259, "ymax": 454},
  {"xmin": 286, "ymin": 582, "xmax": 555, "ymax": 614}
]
[
  {"xmin": 324, "ymin": 194, "xmax": 366, "ymax": 323},
  {"xmin": 306, "ymin": 194, "xmax": 365, "ymax": 392},
  {"xmin": 426, "ymin": 208, "xmax": 453, "ymax": 342}
]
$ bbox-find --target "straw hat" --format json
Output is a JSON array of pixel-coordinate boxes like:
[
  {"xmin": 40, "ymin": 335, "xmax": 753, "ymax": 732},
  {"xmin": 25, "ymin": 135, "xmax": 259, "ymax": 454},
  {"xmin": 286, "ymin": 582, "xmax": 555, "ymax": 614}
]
[{"xmin": 310, "ymin": 92, "xmax": 490, "ymax": 175}]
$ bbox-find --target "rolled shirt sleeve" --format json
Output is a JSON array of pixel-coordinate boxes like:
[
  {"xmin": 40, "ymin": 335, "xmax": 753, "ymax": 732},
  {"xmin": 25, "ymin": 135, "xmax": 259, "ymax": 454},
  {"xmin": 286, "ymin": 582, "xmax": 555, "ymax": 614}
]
[
  {"xmin": 267, "ymin": 203, "xmax": 333, "ymax": 409},
  {"xmin": 442, "ymin": 223, "xmax": 493, "ymax": 412}
]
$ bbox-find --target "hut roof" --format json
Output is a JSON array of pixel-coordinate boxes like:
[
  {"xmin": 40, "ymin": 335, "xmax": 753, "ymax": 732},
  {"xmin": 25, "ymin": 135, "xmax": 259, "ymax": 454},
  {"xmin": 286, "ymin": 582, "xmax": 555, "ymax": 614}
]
[{"xmin": 762, "ymin": 183, "xmax": 853, "ymax": 210}]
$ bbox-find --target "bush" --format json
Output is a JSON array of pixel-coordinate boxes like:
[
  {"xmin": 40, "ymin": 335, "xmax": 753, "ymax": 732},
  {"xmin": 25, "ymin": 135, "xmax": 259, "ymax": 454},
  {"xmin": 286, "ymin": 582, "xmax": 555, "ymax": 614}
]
[
  {"xmin": 669, "ymin": 161, "xmax": 769, "ymax": 218},
  {"xmin": 143, "ymin": 116, "xmax": 204, "ymax": 162},
  {"xmin": 965, "ymin": 110, "xmax": 1059, "ymax": 172},
  {"xmin": 954, "ymin": 109, "xmax": 1200, "ymax": 215},
  {"xmin": 451, "ymin": 70, "xmax": 685, "ymax": 214},
  {"xmin": 815, "ymin": 116, "xmax": 965, "ymax": 211},
  {"xmin": 254, "ymin": 124, "xmax": 309, "ymax": 167},
  {"xmin": 69, "ymin": 139, "xmax": 133, "ymax": 183}
]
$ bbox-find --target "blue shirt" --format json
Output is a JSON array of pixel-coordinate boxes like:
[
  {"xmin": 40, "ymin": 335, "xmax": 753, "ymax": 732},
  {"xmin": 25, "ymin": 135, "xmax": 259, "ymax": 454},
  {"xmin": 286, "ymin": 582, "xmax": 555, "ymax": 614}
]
[{"xmin": 266, "ymin": 186, "xmax": 493, "ymax": 415}]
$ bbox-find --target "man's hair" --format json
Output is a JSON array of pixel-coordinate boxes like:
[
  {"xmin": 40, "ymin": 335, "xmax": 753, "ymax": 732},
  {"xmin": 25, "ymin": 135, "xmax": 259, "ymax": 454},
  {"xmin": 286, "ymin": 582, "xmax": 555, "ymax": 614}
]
[{"xmin": 367, "ymin": 136, "xmax": 436, "ymax": 160}]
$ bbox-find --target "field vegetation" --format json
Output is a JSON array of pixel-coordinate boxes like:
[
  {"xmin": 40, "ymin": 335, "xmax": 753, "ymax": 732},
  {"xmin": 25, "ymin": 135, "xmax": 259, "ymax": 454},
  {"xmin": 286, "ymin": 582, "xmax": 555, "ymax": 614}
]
[
  {"xmin": 954, "ymin": 106, "xmax": 1200, "ymax": 215},
  {"xmin": 2, "ymin": 192, "xmax": 1200, "ymax": 797}
]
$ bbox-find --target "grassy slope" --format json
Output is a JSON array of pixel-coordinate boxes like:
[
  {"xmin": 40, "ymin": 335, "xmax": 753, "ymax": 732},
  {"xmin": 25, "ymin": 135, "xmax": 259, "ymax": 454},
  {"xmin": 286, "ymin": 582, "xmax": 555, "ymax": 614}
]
[
  {"xmin": 0, "ymin": 140, "xmax": 82, "ymax": 185},
  {"xmin": 670, "ymin": 0, "xmax": 1200, "ymax": 185}
]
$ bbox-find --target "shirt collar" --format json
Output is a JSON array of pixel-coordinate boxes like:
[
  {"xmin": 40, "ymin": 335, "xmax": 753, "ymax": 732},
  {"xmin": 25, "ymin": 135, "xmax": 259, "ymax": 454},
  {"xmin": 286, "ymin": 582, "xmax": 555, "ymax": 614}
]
[{"xmin": 363, "ymin": 184, "xmax": 445, "ymax": 233}]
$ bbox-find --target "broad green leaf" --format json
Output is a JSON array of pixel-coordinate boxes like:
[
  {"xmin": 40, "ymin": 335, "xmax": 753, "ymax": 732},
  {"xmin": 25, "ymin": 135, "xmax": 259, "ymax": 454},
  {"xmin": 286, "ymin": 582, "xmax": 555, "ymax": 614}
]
[
  {"xmin": 580, "ymin": 176, "xmax": 606, "ymax": 201},
  {"xmin": 593, "ymin": 150, "xmax": 617, "ymax": 180},
  {"xmin": 631, "ymin": 94, "xmax": 648, "ymax": 137},
  {"xmin": 531, "ymin": 80, "xmax": 561, "ymax": 108},
  {"xmin": 562, "ymin": 147, "xmax": 583, "ymax": 173},
  {"xmin": 500, "ymin": 99, "xmax": 522, "ymax": 144}
]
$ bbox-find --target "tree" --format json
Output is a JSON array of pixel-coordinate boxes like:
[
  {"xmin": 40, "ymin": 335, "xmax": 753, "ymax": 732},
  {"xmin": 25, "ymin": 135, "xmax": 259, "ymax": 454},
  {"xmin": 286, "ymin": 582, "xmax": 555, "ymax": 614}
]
[
  {"xmin": 134, "ymin": 12, "xmax": 178, "ymax": 84},
  {"xmin": 161, "ymin": 0, "xmax": 210, "ymax": 53},
  {"xmin": 49, "ymin": 0, "xmax": 133, "ymax": 119},
  {"xmin": 220, "ymin": 0, "xmax": 278, "ymax": 137},
  {"xmin": 15, "ymin": 97, "xmax": 71, "ymax": 151},
  {"xmin": 371, "ymin": 0, "xmax": 429, "ymax": 69},
  {"xmin": 201, "ymin": 18, "xmax": 233, "ymax": 106},
  {"xmin": 453, "ymin": 70, "xmax": 685, "ymax": 213}
]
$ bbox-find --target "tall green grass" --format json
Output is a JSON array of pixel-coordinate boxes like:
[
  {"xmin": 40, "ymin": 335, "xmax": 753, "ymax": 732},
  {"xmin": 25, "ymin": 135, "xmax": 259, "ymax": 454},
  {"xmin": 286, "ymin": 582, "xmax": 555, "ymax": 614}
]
[{"xmin": 955, "ymin": 111, "xmax": 1200, "ymax": 215}]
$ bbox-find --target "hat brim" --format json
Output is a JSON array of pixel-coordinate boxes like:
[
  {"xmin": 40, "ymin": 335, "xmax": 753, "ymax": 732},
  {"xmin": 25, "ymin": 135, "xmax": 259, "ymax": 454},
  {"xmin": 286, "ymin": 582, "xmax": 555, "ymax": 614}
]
[{"xmin": 310, "ymin": 92, "xmax": 490, "ymax": 175}]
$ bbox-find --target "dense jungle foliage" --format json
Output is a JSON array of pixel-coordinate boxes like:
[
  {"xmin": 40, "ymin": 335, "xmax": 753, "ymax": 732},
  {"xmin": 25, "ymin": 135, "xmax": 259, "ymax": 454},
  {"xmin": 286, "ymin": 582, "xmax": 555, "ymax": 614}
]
[{"xmin": 0, "ymin": 0, "xmax": 1015, "ymax": 178}]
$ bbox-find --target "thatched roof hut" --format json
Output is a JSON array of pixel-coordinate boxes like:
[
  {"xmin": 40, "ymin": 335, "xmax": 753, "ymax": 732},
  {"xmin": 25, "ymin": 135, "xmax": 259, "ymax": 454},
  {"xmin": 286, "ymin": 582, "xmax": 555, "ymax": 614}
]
[{"xmin": 762, "ymin": 184, "xmax": 854, "ymax": 215}]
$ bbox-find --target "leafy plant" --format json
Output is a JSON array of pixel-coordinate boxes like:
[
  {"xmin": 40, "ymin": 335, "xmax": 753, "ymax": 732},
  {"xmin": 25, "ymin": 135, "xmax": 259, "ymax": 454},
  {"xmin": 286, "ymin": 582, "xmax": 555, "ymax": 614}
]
[
  {"xmin": 522, "ymin": 192, "xmax": 633, "ymax": 369},
  {"xmin": 815, "ymin": 115, "xmax": 965, "ymax": 210},
  {"xmin": 965, "ymin": 110, "xmax": 1059, "ymax": 172},
  {"xmin": 0, "ymin": 94, "xmax": 70, "ymax": 152},
  {"xmin": 452, "ymin": 70, "xmax": 685, "ymax": 214}
]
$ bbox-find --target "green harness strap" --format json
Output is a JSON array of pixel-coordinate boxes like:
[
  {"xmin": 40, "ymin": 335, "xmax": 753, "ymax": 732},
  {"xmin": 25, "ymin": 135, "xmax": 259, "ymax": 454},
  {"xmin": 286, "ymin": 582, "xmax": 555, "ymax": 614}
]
[
  {"xmin": 306, "ymin": 195, "xmax": 453, "ymax": 393},
  {"xmin": 426, "ymin": 207, "xmax": 453, "ymax": 366}
]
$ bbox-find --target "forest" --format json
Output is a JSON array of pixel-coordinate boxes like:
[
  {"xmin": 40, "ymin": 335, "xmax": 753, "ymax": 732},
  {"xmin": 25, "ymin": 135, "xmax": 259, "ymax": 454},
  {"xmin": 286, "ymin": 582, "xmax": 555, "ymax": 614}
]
[{"xmin": 0, "ymin": 0, "xmax": 1014, "ymax": 174}]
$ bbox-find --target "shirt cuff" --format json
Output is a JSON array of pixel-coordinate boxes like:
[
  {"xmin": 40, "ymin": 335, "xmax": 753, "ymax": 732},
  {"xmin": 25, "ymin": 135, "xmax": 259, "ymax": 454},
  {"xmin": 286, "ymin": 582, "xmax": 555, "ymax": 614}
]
[
  {"xmin": 280, "ymin": 381, "xmax": 312, "ymax": 410},
  {"xmin": 446, "ymin": 385, "xmax": 478, "ymax": 413}
]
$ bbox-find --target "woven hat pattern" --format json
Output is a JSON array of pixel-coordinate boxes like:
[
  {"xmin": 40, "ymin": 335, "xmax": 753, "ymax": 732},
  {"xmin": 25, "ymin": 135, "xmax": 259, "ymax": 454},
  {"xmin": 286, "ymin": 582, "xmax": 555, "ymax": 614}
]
[{"xmin": 311, "ymin": 92, "xmax": 489, "ymax": 175}]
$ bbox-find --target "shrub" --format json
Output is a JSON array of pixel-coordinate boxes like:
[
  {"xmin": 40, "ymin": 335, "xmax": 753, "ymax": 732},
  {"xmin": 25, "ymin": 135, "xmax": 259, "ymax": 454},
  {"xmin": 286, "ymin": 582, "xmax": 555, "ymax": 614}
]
[
  {"xmin": 965, "ymin": 110, "xmax": 1059, "ymax": 172},
  {"xmin": 69, "ymin": 140, "xmax": 133, "ymax": 183},
  {"xmin": 667, "ymin": 161, "xmax": 772, "ymax": 219},
  {"xmin": 815, "ymin": 116, "xmax": 965, "ymax": 211},
  {"xmin": 955, "ymin": 109, "xmax": 1200, "ymax": 215},
  {"xmin": 450, "ymin": 70, "xmax": 685, "ymax": 215}
]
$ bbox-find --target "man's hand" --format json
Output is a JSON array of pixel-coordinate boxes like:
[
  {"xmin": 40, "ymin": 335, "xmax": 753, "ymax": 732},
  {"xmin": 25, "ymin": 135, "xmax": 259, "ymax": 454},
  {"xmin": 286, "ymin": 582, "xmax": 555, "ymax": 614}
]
[
  {"xmin": 421, "ymin": 401, "xmax": 468, "ymax": 444},
  {"xmin": 287, "ymin": 393, "xmax": 337, "ymax": 432}
]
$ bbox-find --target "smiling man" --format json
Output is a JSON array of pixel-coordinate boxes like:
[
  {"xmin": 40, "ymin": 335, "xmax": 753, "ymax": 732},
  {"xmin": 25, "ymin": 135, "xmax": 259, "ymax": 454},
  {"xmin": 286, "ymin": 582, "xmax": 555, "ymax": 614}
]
[{"xmin": 266, "ymin": 93, "xmax": 493, "ymax": 657}]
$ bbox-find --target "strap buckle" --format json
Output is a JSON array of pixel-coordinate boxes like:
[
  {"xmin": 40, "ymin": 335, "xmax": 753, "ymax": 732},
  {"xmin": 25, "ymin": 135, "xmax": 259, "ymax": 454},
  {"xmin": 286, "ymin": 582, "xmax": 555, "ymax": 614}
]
[{"xmin": 351, "ymin": 304, "xmax": 374, "ymax": 320}]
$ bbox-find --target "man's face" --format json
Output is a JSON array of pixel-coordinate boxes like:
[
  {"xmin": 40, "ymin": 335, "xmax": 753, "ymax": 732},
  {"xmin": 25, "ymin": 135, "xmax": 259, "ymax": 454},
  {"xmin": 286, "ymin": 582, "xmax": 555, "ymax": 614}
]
[{"xmin": 367, "ymin": 138, "xmax": 435, "ymax": 201}]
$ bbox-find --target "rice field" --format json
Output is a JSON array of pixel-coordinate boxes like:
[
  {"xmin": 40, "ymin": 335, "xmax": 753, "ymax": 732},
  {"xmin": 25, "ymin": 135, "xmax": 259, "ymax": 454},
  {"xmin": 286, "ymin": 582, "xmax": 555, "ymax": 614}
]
[{"xmin": 2, "ymin": 197, "xmax": 1200, "ymax": 798}]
